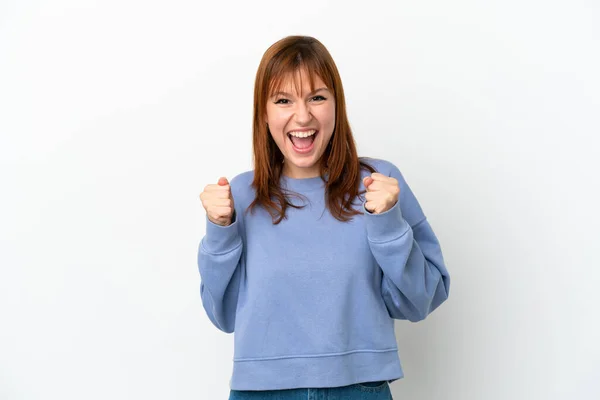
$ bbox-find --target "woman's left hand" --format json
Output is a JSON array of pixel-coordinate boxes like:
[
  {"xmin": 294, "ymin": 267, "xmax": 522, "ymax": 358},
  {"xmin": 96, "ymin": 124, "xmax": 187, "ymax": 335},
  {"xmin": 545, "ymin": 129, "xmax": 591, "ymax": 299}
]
[{"xmin": 363, "ymin": 173, "xmax": 400, "ymax": 214}]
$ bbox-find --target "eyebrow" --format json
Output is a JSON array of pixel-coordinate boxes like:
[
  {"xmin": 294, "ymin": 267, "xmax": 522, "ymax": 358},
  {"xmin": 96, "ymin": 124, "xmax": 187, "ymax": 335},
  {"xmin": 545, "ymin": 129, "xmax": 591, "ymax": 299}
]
[{"xmin": 271, "ymin": 87, "xmax": 329, "ymax": 98}]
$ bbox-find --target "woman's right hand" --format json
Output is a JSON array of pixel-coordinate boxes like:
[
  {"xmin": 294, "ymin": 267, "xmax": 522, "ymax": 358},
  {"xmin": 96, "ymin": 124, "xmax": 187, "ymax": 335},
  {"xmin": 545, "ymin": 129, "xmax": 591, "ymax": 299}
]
[{"xmin": 200, "ymin": 177, "xmax": 235, "ymax": 226}]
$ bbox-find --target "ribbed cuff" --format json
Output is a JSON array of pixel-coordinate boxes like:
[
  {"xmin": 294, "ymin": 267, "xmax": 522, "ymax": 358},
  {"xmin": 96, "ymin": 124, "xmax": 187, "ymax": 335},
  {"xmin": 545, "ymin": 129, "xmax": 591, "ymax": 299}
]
[
  {"xmin": 203, "ymin": 214, "xmax": 242, "ymax": 254},
  {"xmin": 363, "ymin": 201, "xmax": 410, "ymax": 243}
]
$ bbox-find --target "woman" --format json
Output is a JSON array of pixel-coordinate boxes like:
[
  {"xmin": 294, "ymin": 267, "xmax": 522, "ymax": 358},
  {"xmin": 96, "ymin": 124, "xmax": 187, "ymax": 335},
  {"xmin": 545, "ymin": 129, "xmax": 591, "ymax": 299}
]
[{"xmin": 198, "ymin": 35, "xmax": 450, "ymax": 400}]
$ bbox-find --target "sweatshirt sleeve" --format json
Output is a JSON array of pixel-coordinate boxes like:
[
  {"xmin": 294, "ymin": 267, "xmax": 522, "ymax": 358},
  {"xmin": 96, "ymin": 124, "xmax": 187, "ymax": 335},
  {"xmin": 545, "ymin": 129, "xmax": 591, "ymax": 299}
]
[
  {"xmin": 363, "ymin": 163, "xmax": 450, "ymax": 322},
  {"xmin": 197, "ymin": 210, "xmax": 243, "ymax": 333}
]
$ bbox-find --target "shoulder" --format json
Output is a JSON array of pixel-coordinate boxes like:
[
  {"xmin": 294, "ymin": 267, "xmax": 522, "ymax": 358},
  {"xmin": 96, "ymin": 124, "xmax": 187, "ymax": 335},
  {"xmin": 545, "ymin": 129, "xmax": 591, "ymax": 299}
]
[
  {"xmin": 359, "ymin": 156, "xmax": 405, "ymax": 182},
  {"xmin": 230, "ymin": 170, "xmax": 254, "ymax": 188},
  {"xmin": 229, "ymin": 170, "xmax": 255, "ymax": 201}
]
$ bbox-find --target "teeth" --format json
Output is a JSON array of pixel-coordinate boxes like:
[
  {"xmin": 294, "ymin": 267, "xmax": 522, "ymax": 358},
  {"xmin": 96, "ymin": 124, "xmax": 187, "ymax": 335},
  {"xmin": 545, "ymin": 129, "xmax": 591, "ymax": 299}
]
[{"xmin": 289, "ymin": 129, "xmax": 316, "ymax": 138}]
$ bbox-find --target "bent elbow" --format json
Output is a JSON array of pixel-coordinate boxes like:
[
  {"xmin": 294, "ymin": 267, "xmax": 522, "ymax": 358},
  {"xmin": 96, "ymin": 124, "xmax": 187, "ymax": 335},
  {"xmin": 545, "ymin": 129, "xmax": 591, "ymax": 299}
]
[{"xmin": 200, "ymin": 283, "xmax": 236, "ymax": 334}]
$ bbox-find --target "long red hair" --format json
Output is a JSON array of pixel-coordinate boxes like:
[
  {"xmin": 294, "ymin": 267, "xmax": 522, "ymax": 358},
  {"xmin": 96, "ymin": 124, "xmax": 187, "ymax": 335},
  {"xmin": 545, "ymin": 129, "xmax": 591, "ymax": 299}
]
[{"xmin": 248, "ymin": 35, "xmax": 375, "ymax": 224}]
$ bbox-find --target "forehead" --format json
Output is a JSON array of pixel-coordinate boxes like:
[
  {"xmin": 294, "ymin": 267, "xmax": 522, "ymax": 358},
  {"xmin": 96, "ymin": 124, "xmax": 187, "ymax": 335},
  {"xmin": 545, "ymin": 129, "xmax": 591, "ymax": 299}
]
[{"xmin": 269, "ymin": 67, "xmax": 327, "ymax": 95}]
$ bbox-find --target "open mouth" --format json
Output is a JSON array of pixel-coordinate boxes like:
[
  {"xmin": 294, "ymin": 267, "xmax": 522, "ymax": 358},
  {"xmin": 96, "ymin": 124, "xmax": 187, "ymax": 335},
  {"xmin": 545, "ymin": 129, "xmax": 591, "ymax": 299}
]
[{"xmin": 287, "ymin": 129, "xmax": 319, "ymax": 151}]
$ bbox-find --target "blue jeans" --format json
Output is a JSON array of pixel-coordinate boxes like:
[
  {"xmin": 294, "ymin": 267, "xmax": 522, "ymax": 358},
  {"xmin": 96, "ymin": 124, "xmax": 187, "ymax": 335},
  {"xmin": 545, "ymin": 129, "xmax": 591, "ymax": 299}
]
[{"xmin": 229, "ymin": 380, "xmax": 392, "ymax": 399}]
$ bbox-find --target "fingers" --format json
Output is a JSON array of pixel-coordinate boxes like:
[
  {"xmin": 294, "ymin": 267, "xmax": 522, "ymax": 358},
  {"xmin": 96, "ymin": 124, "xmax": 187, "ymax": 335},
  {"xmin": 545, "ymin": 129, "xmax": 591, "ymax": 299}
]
[
  {"xmin": 211, "ymin": 198, "xmax": 233, "ymax": 208},
  {"xmin": 364, "ymin": 191, "xmax": 376, "ymax": 201},
  {"xmin": 203, "ymin": 178, "xmax": 232, "ymax": 199},
  {"xmin": 201, "ymin": 187, "xmax": 231, "ymax": 201},
  {"xmin": 200, "ymin": 177, "xmax": 235, "ymax": 226},
  {"xmin": 369, "ymin": 173, "xmax": 398, "ymax": 186},
  {"xmin": 364, "ymin": 178, "xmax": 386, "ymax": 192},
  {"xmin": 370, "ymin": 172, "xmax": 392, "ymax": 182},
  {"xmin": 209, "ymin": 206, "xmax": 234, "ymax": 222},
  {"xmin": 365, "ymin": 190, "xmax": 396, "ymax": 204},
  {"xmin": 362, "ymin": 172, "xmax": 401, "ymax": 214},
  {"xmin": 203, "ymin": 184, "xmax": 229, "ymax": 192},
  {"xmin": 364, "ymin": 173, "xmax": 399, "ymax": 192}
]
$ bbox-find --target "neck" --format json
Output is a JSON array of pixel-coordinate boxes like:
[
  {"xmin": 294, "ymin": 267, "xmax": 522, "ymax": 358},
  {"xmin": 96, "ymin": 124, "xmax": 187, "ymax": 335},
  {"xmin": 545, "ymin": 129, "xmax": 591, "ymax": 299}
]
[{"xmin": 282, "ymin": 163, "xmax": 322, "ymax": 179}]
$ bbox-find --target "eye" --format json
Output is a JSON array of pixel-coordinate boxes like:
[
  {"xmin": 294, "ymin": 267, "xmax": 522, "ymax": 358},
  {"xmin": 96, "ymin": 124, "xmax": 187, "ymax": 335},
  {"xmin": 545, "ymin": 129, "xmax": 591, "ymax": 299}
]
[
  {"xmin": 310, "ymin": 95, "xmax": 326, "ymax": 102},
  {"xmin": 274, "ymin": 98, "xmax": 290, "ymax": 104}
]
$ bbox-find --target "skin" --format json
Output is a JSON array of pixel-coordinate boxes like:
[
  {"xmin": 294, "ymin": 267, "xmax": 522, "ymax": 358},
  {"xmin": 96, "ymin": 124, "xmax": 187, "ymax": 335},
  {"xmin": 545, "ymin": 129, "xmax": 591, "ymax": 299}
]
[
  {"xmin": 199, "ymin": 70, "xmax": 402, "ymax": 224},
  {"xmin": 200, "ymin": 177, "xmax": 234, "ymax": 226},
  {"xmin": 363, "ymin": 174, "xmax": 401, "ymax": 214},
  {"xmin": 265, "ymin": 68, "xmax": 336, "ymax": 179}
]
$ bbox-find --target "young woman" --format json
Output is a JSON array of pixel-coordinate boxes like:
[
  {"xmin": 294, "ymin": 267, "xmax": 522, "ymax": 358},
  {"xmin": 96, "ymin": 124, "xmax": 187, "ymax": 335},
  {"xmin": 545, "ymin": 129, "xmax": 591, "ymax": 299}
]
[{"xmin": 198, "ymin": 35, "xmax": 451, "ymax": 400}]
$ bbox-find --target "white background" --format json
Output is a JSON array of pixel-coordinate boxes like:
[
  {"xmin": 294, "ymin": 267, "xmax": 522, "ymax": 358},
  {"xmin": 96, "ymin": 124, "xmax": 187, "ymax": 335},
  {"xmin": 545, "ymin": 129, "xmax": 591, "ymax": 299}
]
[{"xmin": 1, "ymin": 1, "xmax": 599, "ymax": 399}]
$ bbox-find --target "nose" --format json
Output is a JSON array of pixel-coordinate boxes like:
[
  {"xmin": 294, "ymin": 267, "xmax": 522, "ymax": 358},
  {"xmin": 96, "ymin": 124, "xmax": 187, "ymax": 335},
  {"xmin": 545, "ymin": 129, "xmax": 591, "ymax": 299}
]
[{"xmin": 294, "ymin": 102, "xmax": 312, "ymax": 125}]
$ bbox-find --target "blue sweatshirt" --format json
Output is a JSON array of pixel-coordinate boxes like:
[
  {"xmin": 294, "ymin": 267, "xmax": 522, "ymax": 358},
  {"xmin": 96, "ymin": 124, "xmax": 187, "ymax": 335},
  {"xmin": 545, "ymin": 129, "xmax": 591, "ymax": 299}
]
[{"xmin": 197, "ymin": 157, "xmax": 450, "ymax": 391}]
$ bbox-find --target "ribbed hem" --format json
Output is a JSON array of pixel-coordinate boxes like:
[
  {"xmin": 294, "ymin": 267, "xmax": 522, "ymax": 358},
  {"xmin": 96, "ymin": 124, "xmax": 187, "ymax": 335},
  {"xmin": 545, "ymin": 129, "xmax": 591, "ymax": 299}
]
[{"xmin": 229, "ymin": 349, "xmax": 404, "ymax": 390}]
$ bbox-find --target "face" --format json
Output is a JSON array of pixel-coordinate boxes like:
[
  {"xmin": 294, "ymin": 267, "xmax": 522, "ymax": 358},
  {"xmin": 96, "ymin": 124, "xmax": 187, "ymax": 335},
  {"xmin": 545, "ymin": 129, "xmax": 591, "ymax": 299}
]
[{"xmin": 266, "ymin": 68, "xmax": 336, "ymax": 179}]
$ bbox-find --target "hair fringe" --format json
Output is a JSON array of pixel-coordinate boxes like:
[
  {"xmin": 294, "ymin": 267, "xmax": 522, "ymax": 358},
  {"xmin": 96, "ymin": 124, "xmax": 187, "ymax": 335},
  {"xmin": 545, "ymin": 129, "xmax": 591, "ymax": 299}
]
[{"xmin": 247, "ymin": 36, "xmax": 377, "ymax": 224}]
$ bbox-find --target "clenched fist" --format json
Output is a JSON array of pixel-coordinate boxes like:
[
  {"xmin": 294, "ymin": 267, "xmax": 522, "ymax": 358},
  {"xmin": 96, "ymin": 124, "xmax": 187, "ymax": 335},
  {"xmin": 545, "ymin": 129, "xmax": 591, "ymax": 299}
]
[
  {"xmin": 200, "ymin": 177, "xmax": 235, "ymax": 226},
  {"xmin": 363, "ymin": 173, "xmax": 400, "ymax": 214}
]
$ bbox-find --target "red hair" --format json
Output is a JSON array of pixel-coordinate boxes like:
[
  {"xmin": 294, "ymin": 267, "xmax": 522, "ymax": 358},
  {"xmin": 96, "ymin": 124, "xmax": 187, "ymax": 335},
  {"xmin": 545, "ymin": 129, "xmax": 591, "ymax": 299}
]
[{"xmin": 248, "ymin": 35, "xmax": 375, "ymax": 224}]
